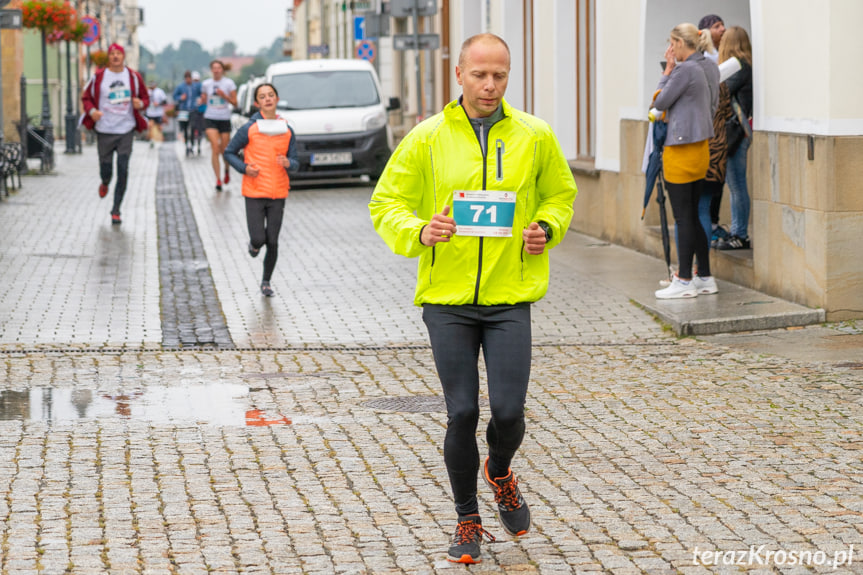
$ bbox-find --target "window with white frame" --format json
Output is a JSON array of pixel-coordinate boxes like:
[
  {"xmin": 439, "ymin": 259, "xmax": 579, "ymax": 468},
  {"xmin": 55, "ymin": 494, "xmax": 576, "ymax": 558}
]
[{"xmin": 577, "ymin": 0, "xmax": 596, "ymax": 159}]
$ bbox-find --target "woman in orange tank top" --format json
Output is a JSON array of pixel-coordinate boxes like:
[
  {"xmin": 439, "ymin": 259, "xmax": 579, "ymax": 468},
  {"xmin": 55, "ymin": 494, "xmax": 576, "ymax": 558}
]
[{"xmin": 224, "ymin": 83, "xmax": 299, "ymax": 297}]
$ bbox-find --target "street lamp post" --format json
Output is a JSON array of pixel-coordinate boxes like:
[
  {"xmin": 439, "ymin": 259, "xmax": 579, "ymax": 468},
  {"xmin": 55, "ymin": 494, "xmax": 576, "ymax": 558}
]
[
  {"xmin": 74, "ymin": 8, "xmax": 81, "ymax": 152},
  {"xmin": 64, "ymin": 38, "xmax": 77, "ymax": 153},
  {"xmin": 39, "ymin": 28, "xmax": 54, "ymax": 148},
  {"xmin": 0, "ymin": 0, "xmax": 9, "ymax": 145}
]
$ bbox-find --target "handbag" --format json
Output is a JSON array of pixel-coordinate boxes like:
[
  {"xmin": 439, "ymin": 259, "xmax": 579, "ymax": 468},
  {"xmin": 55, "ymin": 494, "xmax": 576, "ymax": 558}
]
[{"xmin": 726, "ymin": 95, "xmax": 751, "ymax": 155}]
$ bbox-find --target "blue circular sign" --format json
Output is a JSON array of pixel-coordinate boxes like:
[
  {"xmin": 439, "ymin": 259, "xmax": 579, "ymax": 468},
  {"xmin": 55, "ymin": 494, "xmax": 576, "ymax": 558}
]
[
  {"xmin": 81, "ymin": 16, "xmax": 100, "ymax": 46},
  {"xmin": 355, "ymin": 40, "xmax": 375, "ymax": 62}
]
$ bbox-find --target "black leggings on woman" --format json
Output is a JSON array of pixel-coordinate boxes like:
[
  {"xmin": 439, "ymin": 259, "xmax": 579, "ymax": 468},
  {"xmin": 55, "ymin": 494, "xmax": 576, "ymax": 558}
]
[
  {"xmin": 245, "ymin": 197, "xmax": 286, "ymax": 282},
  {"xmin": 666, "ymin": 180, "xmax": 711, "ymax": 279}
]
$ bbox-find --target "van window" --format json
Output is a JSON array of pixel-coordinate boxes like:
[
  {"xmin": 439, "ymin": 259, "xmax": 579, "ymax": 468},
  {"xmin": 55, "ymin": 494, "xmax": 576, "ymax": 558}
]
[{"xmin": 272, "ymin": 71, "xmax": 380, "ymax": 110}]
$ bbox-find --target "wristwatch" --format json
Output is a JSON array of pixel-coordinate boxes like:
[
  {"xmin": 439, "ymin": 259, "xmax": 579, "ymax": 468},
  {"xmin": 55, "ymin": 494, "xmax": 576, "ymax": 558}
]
[{"xmin": 537, "ymin": 221, "xmax": 552, "ymax": 242}]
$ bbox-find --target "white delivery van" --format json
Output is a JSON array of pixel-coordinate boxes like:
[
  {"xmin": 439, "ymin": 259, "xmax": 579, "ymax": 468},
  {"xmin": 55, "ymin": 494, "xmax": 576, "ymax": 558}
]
[{"xmin": 265, "ymin": 59, "xmax": 400, "ymax": 181}]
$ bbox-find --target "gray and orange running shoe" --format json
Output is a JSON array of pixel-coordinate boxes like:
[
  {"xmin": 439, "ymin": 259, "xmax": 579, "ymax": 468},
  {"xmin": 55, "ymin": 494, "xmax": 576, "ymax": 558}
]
[
  {"xmin": 483, "ymin": 457, "xmax": 531, "ymax": 536},
  {"xmin": 447, "ymin": 514, "xmax": 495, "ymax": 564}
]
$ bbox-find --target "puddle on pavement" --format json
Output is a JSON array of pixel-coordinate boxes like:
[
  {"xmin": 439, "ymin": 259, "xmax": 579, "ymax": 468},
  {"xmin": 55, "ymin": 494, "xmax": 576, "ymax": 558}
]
[{"xmin": 0, "ymin": 385, "xmax": 292, "ymax": 427}]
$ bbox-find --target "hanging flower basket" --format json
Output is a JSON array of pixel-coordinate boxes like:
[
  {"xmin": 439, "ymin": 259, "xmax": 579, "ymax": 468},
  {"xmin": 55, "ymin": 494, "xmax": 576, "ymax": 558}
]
[
  {"xmin": 65, "ymin": 20, "xmax": 89, "ymax": 43},
  {"xmin": 21, "ymin": 0, "xmax": 75, "ymax": 33},
  {"xmin": 89, "ymin": 49, "xmax": 108, "ymax": 68}
]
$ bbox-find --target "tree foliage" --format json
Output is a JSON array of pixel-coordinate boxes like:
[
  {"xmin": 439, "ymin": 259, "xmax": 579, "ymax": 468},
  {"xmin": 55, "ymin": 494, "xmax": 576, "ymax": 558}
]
[{"xmin": 145, "ymin": 37, "xmax": 287, "ymax": 90}]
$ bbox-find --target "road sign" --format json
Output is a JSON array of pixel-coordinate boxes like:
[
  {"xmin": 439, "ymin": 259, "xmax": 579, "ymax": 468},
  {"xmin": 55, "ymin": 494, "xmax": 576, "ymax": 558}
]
[
  {"xmin": 393, "ymin": 33, "xmax": 439, "ymax": 51},
  {"xmin": 389, "ymin": 0, "xmax": 437, "ymax": 17},
  {"xmin": 81, "ymin": 16, "xmax": 100, "ymax": 46},
  {"xmin": 0, "ymin": 9, "xmax": 21, "ymax": 29},
  {"xmin": 308, "ymin": 44, "xmax": 330, "ymax": 56},
  {"xmin": 362, "ymin": 13, "xmax": 389, "ymax": 38},
  {"xmin": 354, "ymin": 15, "xmax": 365, "ymax": 41},
  {"xmin": 354, "ymin": 40, "xmax": 375, "ymax": 62}
]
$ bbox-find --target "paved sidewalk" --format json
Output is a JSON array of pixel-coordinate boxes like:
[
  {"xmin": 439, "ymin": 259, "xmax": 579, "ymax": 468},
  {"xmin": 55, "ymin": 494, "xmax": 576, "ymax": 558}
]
[
  {"xmin": 1, "ymin": 144, "xmax": 862, "ymax": 574},
  {"xmin": 0, "ymin": 143, "xmax": 161, "ymax": 348}
]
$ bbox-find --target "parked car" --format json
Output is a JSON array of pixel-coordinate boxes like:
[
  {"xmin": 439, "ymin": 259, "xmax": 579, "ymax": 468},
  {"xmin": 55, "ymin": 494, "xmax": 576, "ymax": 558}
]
[
  {"xmin": 265, "ymin": 59, "xmax": 400, "ymax": 181},
  {"xmin": 231, "ymin": 76, "xmax": 265, "ymax": 134}
]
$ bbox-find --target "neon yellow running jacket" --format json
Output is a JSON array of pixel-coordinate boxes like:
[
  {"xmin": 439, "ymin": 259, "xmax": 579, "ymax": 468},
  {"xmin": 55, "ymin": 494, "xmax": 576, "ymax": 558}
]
[{"xmin": 369, "ymin": 98, "xmax": 577, "ymax": 306}]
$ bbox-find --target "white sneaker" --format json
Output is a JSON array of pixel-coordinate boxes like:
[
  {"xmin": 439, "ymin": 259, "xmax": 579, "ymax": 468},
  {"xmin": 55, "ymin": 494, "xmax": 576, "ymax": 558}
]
[
  {"xmin": 693, "ymin": 275, "xmax": 718, "ymax": 295},
  {"xmin": 655, "ymin": 276, "xmax": 698, "ymax": 299}
]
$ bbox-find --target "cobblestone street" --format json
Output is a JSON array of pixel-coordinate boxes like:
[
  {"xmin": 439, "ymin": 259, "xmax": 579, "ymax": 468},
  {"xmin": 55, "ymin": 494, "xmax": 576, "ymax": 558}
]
[{"xmin": 1, "ymin": 144, "xmax": 862, "ymax": 573}]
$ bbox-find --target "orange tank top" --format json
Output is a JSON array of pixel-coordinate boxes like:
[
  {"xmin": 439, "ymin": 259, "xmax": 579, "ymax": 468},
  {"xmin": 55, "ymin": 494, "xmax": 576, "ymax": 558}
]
[{"xmin": 242, "ymin": 119, "xmax": 292, "ymax": 199}]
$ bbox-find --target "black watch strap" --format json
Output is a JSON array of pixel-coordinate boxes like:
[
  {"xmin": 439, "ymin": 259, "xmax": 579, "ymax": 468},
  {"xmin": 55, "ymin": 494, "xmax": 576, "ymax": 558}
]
[{"xmin": 537, "ymin": 221, "xmax": 552, "ymax": 242}]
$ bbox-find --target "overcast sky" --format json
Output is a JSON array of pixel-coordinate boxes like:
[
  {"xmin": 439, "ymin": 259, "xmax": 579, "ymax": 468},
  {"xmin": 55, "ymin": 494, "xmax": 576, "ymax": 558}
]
[{"xmin": 136, "ymin": 0, "xmax": 287, "ymax": 54}]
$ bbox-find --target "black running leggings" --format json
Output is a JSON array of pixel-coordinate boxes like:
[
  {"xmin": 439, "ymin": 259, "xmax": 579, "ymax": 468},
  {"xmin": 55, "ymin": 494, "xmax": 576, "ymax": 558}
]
[
  {"xmin": 666, "ymin": 179, "xmax": 710, "ymax": 279},
  {"xmin": 100, "ymin": 154, "xmax": 130, "ymax": 215},
  {"xmin": 245, "ymin": 197, "xmax": 286, "ymax": 282},
  {"xmin": 179, "ymin": 120, "xmax": 190, "ymax": 146},
  {"xmin": 422, "ymin": 303, "xmax": 531, "ymax": 517}
]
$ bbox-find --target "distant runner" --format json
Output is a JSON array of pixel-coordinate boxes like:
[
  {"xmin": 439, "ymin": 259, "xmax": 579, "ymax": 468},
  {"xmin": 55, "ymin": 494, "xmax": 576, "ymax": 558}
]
[
  {"xmin": 173, "ymin": 71, "xmax": 199, "ymax": 156},
  {"xmin": 200, "ymin": 60, "xmax": 237, "ymax": 191},
  {"xmin": 81, "ymin": 43, "xmax": 149, "ymax": 225},
  {"xmin": 145, "ymin": 80, "xmax": 167, "ymax": 146}
]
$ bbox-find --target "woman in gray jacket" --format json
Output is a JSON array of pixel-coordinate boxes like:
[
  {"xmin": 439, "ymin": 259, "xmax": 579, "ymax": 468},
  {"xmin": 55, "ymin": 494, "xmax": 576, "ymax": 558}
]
[{"xmin": 653, "ymin": 23, "xmax": 719, "ymax": 299}]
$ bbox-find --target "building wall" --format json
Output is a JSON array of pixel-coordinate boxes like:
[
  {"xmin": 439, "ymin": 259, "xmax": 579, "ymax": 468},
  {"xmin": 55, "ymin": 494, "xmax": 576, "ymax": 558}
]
[
  {"xmin": 573, "ymin": 0, "xmax": 863, "ymax": 319},
  {"xmin": 755, "ymin": 0, "xmax": 863, "ymax": 135},
  {"xmin": 0, "ymin": 0, "xmax": 24, "ymax": 142},
  {"xmin": 594, "ymin": 0, "xmax": 640, "ymax": 172}
]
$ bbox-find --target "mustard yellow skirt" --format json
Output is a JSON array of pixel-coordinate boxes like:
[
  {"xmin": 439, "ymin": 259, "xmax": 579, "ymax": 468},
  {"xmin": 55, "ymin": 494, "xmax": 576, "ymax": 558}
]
[{"xmin": 663, "ymin": 140, "xmax": 709, "ymax": 184}]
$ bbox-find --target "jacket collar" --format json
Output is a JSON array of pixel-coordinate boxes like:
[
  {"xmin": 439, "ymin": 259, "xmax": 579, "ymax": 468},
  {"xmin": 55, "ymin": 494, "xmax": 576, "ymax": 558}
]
[{"xmin": 445, "ymin": 97, "xmax": 513, "ymax": 121}]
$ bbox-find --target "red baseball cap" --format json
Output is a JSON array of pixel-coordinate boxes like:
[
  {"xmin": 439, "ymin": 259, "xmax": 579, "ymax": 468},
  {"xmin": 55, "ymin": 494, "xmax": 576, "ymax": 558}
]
[{"xmin": 108, "ymin": 43, "xmax": 125, "ymax": 55}]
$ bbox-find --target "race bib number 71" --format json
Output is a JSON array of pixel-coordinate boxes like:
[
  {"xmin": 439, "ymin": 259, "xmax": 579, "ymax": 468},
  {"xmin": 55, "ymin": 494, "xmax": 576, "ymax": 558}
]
[{"xmin": 452, "ymin": 190, "xmax": 517, "ymax": 237}]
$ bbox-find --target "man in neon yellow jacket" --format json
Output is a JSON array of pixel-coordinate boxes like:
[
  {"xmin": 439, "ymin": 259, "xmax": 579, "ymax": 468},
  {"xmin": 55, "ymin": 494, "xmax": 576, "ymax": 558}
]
[{"xmin": 369, "ymin": 33, "xmax": 577, "ymax": 564}]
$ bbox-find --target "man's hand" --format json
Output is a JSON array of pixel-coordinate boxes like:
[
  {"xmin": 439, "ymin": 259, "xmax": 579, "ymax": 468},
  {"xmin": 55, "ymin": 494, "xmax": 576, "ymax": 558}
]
[
  {"xmin": 245, "ymin": 163, "xmax": 260, "ymax": 177},
  {"xmin": 132, "ymin": 97, "xmax": 143, "ymax": 110},
  {"xmin": 89, "ymin": 109, "xmax": 104, "ymax": 122},
  {"xmin": 276, "ymin": 155, "xmax": 290, "ymax": 169},
  {"xmin": 523, "ymin": 222, "xmax": 547, "ymax": 255},
  {"xmin": 421, "ymin": 205, "xmax": 456, "ymax": 246}
]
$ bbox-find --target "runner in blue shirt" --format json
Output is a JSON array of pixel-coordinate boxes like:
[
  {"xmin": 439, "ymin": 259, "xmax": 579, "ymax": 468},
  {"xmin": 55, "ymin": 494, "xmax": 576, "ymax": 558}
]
[{"xmin": 173, "ymin": 71, "xmax": 200, "ymax": 157}]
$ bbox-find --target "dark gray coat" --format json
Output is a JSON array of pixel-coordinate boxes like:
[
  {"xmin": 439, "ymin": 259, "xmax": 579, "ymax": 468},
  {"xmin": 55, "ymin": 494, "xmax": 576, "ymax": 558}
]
[{"xmin": 654, "ymin": 52, "xmax": 714, "ymax": 146}]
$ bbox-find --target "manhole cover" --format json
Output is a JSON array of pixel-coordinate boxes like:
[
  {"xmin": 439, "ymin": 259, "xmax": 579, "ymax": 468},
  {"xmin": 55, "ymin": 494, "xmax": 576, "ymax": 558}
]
[{"xmin": 363, "ymin": 396, "xmax": 489, "ymax": 413}]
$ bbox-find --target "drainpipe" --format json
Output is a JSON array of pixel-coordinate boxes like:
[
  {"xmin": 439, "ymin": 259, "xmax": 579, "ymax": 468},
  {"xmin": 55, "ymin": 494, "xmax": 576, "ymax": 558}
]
[{"xmin": 442, "ymin": 0, "xmax": 449, "ymax": 104}]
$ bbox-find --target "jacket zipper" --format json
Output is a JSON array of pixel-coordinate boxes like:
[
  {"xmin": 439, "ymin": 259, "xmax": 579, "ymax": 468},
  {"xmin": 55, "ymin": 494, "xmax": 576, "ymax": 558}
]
[
  {"xmin": 520, "ymin": 142, "xmax": 537, "ymax": 280},
  {"xmin": 473, "ymin": 122, "xmax": 488, "ymax": 305},
  {"xmin": 429, "ymin": 146, "xmax": 436, "ymax": 284}
]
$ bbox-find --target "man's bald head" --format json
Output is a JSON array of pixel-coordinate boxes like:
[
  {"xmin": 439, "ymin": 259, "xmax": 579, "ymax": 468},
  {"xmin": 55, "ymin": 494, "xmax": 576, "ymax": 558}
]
[{"xmin": 458, "ymin": 33, "xmax": 511, "ymax": 69}]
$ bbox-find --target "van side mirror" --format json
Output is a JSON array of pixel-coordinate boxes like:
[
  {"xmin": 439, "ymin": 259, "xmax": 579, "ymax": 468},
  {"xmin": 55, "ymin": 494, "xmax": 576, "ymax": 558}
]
[{"xmin": 387, "ymin": 97, "xmax": 401, "ymax": 111}]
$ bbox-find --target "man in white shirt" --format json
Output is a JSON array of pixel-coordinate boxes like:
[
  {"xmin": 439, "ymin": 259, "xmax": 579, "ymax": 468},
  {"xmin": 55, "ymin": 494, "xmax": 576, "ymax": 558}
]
[
  {"xmin": 146, "ymin": 80, "xmax": 167, "ymax": 145},
  {"xmin": 81, "ymin": 43, "xmax": 149, "ymax": 225},
  {"xmin": 199, "ymin": 59, "xmax": 237, "ymax": 191}
]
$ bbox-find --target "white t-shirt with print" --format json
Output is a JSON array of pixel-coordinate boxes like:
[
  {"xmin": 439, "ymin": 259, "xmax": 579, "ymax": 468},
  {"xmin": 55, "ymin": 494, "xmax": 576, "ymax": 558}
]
[
  {"xmin": 95, "ymin": 69, "xmax": 136, "ymax": 134},
  {"xmin": 146, "ymin": 87, "xmax": 167, "ymax": 118},
  {"xmin": 201, "ymin": 77, "xmax": 237, "ymax": 121}
]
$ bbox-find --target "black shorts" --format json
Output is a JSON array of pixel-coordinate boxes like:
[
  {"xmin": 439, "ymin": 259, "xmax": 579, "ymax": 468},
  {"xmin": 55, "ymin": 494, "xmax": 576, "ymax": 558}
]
[
  {"xmin": 205, "ymin": 119, "xmax": 232, "ymax": 134},
  {"xmin": 146, "ymin": 115, "xmax": 163, "ymax": 125}
]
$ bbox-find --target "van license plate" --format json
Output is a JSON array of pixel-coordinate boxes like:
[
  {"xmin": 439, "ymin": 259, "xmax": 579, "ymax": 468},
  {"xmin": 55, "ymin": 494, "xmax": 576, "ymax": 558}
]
[{"xmin": 311, "ymin": 152, "xmax": 352, "ymax": 166}]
